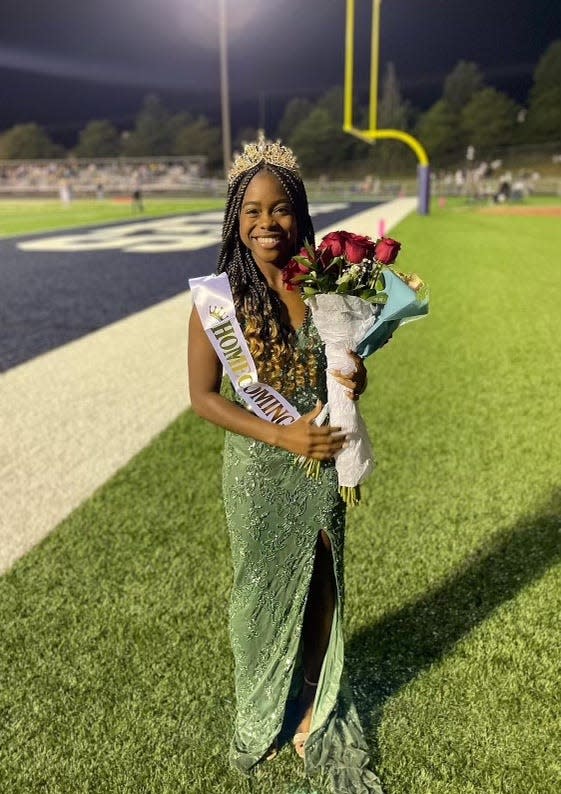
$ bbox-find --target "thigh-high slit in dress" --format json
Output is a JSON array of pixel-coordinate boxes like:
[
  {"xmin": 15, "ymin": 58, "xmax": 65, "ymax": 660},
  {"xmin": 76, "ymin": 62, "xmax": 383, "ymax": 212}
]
[{"xmin": 222, "ymin": 312, "xmax": 383, "ymax": 794}]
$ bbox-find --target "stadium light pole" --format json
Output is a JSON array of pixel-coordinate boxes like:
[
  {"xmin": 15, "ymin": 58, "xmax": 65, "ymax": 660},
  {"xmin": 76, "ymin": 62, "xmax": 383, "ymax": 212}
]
[{"xmin": 219, "ymin": 0, "xmax": 232, "ymax": 180}]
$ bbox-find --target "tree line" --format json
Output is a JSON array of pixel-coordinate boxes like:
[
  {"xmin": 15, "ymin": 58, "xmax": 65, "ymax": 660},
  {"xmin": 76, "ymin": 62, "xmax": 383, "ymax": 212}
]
[{"xmin": 1, "ymin": 40, "xmax": 559, "ymax": 174}]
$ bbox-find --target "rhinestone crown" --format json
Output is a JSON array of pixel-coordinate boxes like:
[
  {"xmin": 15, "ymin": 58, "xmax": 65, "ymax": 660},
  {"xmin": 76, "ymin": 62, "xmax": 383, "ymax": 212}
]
[{"xmin": 228, "ymin": 130, "xmax": 300, "ymax": 184}]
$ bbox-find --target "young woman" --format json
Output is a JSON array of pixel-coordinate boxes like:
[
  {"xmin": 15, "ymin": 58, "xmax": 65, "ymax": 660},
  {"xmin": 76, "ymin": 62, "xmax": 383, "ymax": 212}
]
[{"xmin": 188, "ymin": 137, "xmax": 383, "ymax": 793}]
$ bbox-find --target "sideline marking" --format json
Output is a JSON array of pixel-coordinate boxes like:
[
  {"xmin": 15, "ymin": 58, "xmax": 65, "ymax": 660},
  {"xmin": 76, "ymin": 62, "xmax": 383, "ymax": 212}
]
[{"xmin": 0, "ymin": 292, "xmax": 192, "ymax": 575}]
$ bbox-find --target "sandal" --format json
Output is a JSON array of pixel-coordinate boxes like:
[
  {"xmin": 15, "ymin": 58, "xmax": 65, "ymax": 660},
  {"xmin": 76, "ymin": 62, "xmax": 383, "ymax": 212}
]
[{"xmin": 292, "ymin": 731, "xmax": 309, "ymax": 759}]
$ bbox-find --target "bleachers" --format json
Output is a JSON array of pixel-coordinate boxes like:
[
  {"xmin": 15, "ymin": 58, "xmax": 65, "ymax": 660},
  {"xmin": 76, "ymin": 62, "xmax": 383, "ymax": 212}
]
[{"xmin": 0, "ymin": 156, "xmax": 212, "ymax": 197}]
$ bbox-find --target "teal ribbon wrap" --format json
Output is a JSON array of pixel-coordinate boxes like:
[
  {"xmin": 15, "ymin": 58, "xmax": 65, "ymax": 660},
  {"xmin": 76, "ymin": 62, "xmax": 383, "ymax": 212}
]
[{"xmin": 356, "ymin": 267, "xmax": 429, "ymax": 358}]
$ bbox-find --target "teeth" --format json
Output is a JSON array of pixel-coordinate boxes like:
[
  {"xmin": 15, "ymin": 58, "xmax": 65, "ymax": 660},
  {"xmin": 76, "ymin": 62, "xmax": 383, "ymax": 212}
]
[{"xmin": 256, "ymin": 237, "xmax": 280, "ymax": 243}]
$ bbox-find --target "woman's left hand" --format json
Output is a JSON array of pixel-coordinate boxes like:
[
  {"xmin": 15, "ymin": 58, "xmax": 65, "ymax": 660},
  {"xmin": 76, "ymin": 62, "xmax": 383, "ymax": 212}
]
[{"xmin": 330, "ymin": 351, "xmax": 368, "ymax": 401}]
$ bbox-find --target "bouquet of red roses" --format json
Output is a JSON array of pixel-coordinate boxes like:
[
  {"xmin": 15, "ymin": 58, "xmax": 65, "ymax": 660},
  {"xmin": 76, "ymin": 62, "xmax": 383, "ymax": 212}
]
[{"xmin": 283, "ymin": 231, "xmax": 428, "ymax": 505}]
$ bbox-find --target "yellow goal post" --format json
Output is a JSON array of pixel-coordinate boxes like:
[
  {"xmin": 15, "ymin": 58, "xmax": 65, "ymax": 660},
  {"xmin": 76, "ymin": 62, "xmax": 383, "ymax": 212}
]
[{"xmin": 344, "ymin": 0, "xmax": 431, "ymax": 214}]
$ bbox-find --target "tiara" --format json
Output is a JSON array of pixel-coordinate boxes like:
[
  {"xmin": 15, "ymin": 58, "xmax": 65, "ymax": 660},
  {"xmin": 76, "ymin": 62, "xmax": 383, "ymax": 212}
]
[{"xmin": 228, "ymin": 130, "xmax": 300, "ymax": 184}]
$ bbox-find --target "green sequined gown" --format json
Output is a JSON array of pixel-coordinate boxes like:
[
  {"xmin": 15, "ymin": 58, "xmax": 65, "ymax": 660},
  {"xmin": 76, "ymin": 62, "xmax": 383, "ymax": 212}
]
[{"xmin": 222, "ymin": 312, "xmax": 383, "ymax": 794}]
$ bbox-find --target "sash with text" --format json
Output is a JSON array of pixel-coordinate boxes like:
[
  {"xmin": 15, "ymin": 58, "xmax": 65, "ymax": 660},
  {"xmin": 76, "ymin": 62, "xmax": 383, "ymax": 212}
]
[{"xmin": 189, "ymin": 273, "xmax": 300, "ymax": 426}]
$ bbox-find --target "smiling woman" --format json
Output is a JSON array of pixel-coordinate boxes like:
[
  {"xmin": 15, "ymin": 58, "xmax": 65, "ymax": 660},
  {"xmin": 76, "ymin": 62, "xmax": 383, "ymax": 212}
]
[{"xmin": 187, "ymin": 135, "xmax": 383, "ymax": 793}]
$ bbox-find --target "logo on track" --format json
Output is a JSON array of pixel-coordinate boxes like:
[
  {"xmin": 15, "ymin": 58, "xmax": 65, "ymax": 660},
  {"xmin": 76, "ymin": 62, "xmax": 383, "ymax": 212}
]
[{"xmin": 17, "ymin": 205, "xmax": 349, "ymax": 254}]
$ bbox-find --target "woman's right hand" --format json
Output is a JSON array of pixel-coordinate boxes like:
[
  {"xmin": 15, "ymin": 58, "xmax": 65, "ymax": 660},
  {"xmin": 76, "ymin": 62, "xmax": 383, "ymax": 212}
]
[{"xmin": 277, "ymin": 402, "xmax": 346, "ymax": 460}]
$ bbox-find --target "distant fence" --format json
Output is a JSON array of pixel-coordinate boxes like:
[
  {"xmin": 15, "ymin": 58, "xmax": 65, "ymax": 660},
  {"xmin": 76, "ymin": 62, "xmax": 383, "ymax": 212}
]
[{"xmin": 1, "ymin": 149, "xmax": 560, "ymax": 200}]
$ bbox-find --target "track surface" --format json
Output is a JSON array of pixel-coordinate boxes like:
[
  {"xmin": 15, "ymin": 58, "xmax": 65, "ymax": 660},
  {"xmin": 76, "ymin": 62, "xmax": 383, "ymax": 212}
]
[{"xmin": 0, "ymin": 202, "xmax": 375, "ymax": 372}]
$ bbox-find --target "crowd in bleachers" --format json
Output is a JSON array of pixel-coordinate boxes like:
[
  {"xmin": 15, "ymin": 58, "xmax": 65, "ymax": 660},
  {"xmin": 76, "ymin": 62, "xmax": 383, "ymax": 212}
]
[{"xmin": 0, "ymin": 157, "xmax": 210, "ymax": 196}]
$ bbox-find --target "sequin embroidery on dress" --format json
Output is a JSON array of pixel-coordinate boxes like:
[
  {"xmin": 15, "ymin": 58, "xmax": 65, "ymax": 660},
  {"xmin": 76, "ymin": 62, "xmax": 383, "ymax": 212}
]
[{"xmin": 222, "ymin": 314, "xmax": 384, "ymax": 793}]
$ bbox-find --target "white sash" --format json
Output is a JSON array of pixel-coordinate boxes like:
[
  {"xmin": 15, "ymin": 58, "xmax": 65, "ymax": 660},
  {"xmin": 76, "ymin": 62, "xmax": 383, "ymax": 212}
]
[{"xmin": 189, "ymin": 273, "xmax": 301, "ymax": 426}]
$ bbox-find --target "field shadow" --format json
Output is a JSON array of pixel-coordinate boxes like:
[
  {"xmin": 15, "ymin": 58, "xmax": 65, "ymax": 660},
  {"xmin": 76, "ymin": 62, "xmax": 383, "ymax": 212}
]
[{"xmin": 346, "ymin": 487, "xmax": 561, "ymax": 761}]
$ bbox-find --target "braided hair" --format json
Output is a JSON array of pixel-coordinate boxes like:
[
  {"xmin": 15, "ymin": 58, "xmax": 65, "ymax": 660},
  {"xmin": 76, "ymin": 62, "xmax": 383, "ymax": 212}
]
[{"xmin": 218, "ymin": 163, "xmax": 317, "ymax": 395}]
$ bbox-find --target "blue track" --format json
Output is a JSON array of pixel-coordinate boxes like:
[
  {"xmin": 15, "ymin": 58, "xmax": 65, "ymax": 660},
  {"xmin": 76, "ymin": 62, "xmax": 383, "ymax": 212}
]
[{"xmin": 0, "ymin": 203, "xmax": 378, "ymax": 373}]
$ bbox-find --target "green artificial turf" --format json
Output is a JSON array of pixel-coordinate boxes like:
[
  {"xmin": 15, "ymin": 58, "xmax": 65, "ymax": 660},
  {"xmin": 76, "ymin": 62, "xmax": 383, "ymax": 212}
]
[
  {"xmin": 1, "ymin": 200, "xmax": 561, "ymax": 793},
  {"xmin": 0, "ymin": 197, "xmax": 225, "ymax": 237}
]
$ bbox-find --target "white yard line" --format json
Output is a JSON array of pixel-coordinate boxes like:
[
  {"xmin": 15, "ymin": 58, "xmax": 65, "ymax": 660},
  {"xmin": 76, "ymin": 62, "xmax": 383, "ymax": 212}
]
[
  {"xmin": 316, "ymin": 197, "xmax": 417, "ymax": 238},
  {"xmin": 0, "ymin": 198, "xmax": 416, "ymax": 574},
  {"xmin": 0, "ymin": 292, "xmax": 192, "ymax": 573}
]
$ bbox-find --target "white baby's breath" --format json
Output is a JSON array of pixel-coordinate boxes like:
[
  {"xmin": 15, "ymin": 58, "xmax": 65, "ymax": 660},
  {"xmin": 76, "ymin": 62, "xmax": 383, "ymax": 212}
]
[{"xmin": 336, "ymin": 263, "xmax": 362, "ymax": 286}]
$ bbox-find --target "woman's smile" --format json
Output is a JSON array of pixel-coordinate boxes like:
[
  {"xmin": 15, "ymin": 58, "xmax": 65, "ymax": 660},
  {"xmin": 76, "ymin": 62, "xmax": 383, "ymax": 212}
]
[
  {"xmin": 239, "ymin": 170, "xmax": 298, "ymax": 269},
  {"xmin": 253, "ymin": 235, "xmax": 283, "ymax": 249}
]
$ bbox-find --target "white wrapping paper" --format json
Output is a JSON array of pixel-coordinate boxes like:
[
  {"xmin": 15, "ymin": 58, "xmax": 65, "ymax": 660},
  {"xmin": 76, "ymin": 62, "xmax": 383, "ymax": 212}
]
[{"xmin": 307, "ymin": 293, "xmax": 380, "ymax": 488}]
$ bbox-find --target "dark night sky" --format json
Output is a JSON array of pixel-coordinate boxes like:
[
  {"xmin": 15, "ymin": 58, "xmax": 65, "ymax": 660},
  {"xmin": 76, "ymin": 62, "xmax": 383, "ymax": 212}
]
[{"xmin": 1, "ymin": 0, "xmax": 560, "ymax": 144}]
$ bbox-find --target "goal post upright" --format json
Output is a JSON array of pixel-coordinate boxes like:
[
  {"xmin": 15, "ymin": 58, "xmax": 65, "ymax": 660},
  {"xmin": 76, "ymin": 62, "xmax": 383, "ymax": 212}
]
[{"xmin": 344, "ymin": 0, "xmax": 431, "ymax": 215}]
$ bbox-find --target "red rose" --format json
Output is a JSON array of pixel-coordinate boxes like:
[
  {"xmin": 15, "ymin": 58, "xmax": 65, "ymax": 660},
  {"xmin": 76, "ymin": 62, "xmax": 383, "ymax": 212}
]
[
  {"xmin": 281, "ymin": 257, "xmax": 311, "ymax": 290},
  {"xmin": 281, "ymin": 260, "xmax": 299, "ymax": 290},
  {"xmin": 318, "ymin": 231, "xmax": 347, "ymax": 258},
  {"xmin": 295, "ymin": 260, "xmax": 311, "ymax": 275},
  {"xmin": 317, "ymin": 231, "xmax": 349, "ymax": 268},
  {"xmin": 343, "ymin": 232, "xmax": 377, "ymax": 264},
  {"xmin": 374, "ymin": 237, "xmax": 401, "ymax": 264}
]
